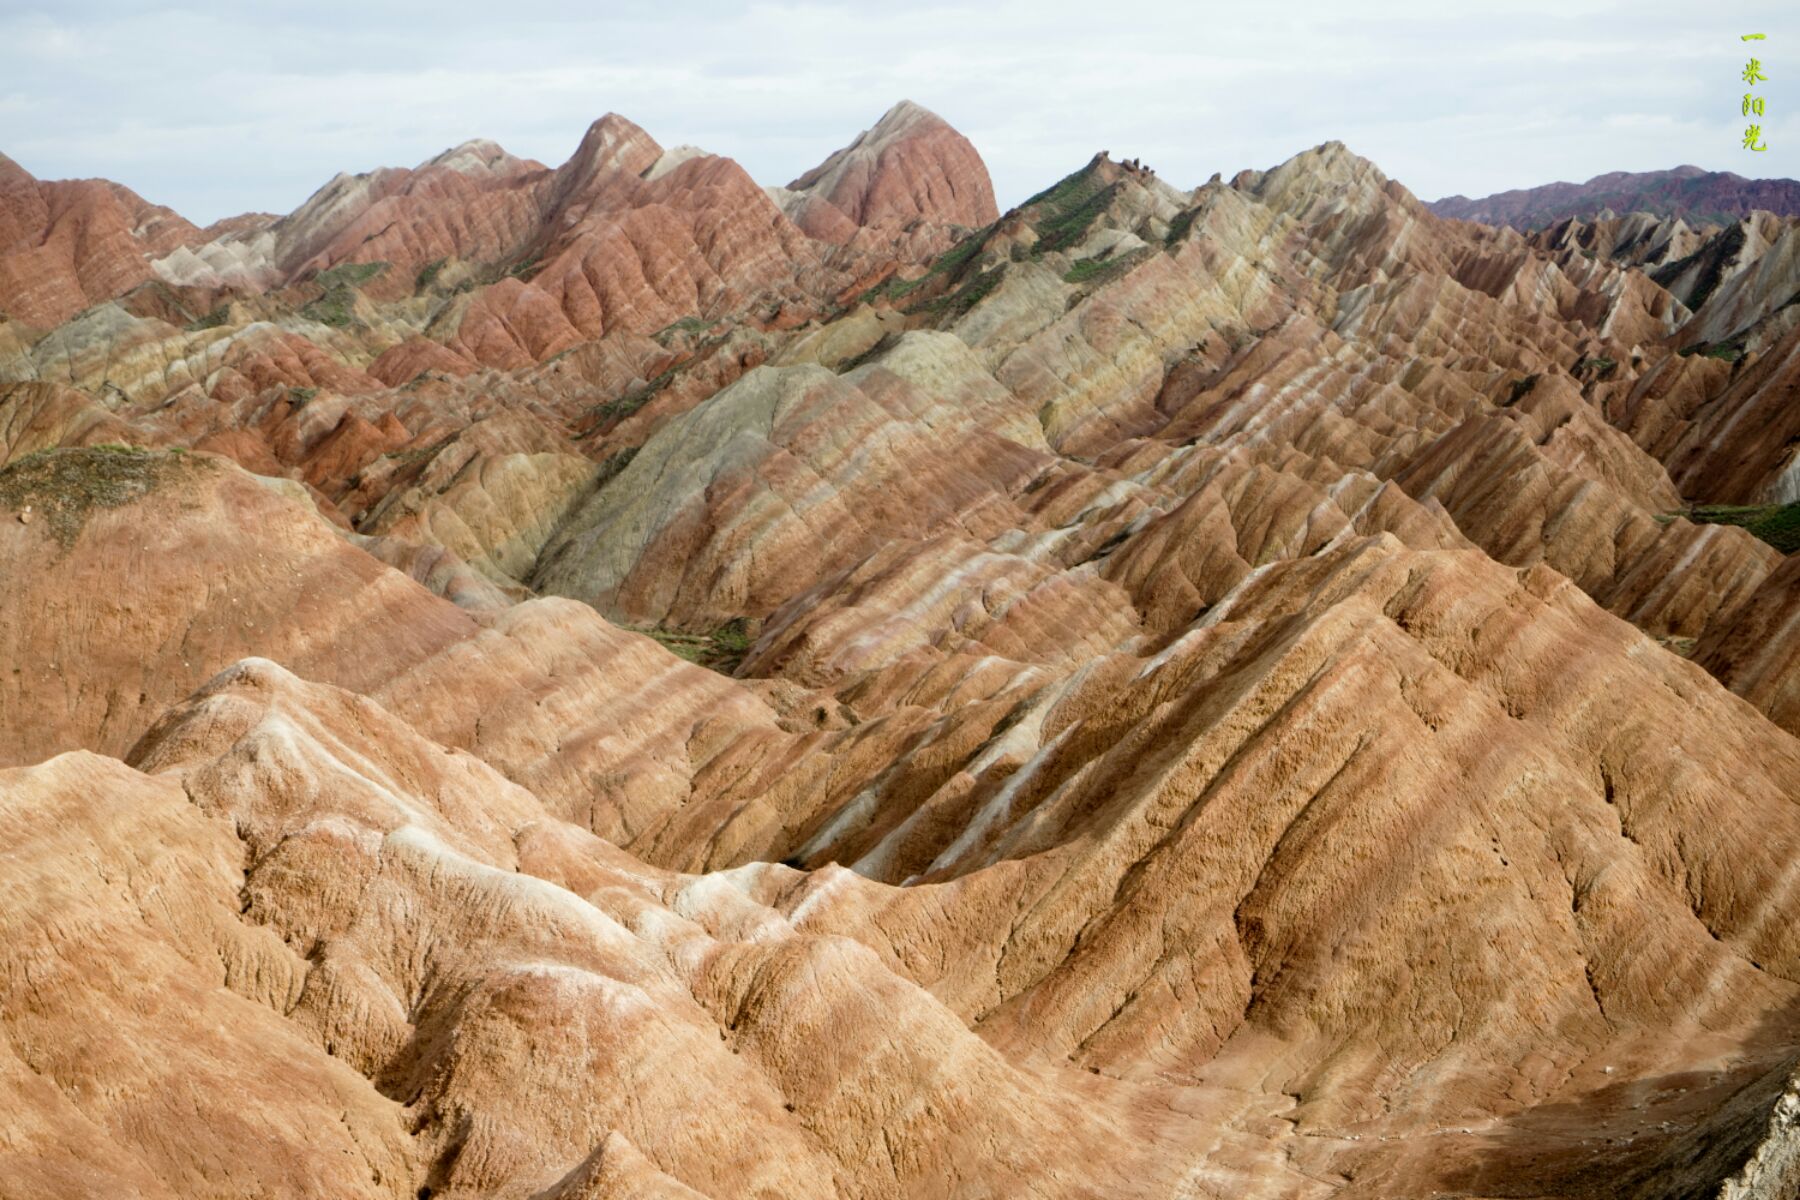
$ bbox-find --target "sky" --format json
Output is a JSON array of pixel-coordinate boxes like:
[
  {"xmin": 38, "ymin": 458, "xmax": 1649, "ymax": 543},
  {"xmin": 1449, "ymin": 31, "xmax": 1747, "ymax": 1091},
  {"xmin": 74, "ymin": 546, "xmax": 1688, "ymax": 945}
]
[{"xmin": 1, "ymin": 0, "xmax": 1797, "ymax": 225}]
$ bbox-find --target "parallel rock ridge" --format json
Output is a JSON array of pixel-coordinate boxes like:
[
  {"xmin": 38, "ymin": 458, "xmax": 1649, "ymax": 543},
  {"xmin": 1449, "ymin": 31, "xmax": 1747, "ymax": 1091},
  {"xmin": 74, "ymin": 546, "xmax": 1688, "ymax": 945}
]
[{"xmin": 5, "ymin": 112, "xmax": 1800, "ymax": 1200}]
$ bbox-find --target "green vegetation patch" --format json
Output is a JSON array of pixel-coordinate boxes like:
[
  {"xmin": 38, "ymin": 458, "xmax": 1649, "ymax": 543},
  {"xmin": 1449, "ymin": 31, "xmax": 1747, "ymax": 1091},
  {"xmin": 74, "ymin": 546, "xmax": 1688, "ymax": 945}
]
[
  {"xmin": 415, "ymin": 258, "xmax": 448, "ymax": 290},
  {"xmin": 0, "ymin": 444, "xmax": 212, "ymax": 546},
  {"xmin": 301, "ymin": 287, "xmax": 358, "ymax": 328},
  {"xmin": 858, "ymin": 273, "xmax": 920, "ymax": 305},
  {"xmin": 186, "ymin": 304, "xmax": 232, "ymax": 332},
  {"xmin": 1651, "ymin": 221, "xmax": 1746, "ymax": 312},
  {"xmin": 1504, "ymin": 374, "xmax": 1541, "ymax": 406},
  {"xmin": 836, "ymin": 332, "xmax": 900, "ymax": 374},
  {"xmin": 630, "ymin": 618, "xmax": 755, "ymax": 675},
  {"xmin": 1062, "ymin": 247, "xmax": 1149, "ymax": 288},
  {"xmin": 857, "ymin": 226, "xmax": 996, "ymax": 307},
  {"xmin": 1575, "ymin": 356, "xmax": 1618, "ymax": 380},
  {"xmin": 1163, "ymin": 206, "xmax": 1200, "ymax": 247},
  {"xmin": 592, "ymin": 446, "xmax": 639, "ymax": 486},
  {"xmin": 1023, "ymin": 164, "xmax": 1118, "ymax": 255},
  {"xmin": 906, "ymin": 265, "xmax": 1004, "ymax": 320},
  {"xmin": 1018, "ymin": 162, "xmax": 1107, "ymax": 213},
  {"xmin": 1679, "ymin": 335, "xmax": 1749, "ymax": 363},
  {"xmin": 315, "ymin": 260, "xmax": 388, "ymax": 290},
  {"xmin": 1681, "ymin": 502, "xmax": 1800, "ymax": 554},
  {"xmin": 927, "ymin": 230, "xmax": 988, "ymax": 277},
  {"xmin": 382, "ymin": 441, "xmax": 447, "ymax": 467},
  {"xmin": 653, "ymin": 316, "xmax": 714, "ymax": 347},
  {"xmin": 1063, "ymin": 256, "xmax": 1115, "ymax": 284},
  {"xmin": 586, "ymin": 366, "xmax": 678, "ymax": 428},
  {"xmin": 301, "ymin": 260, "xmax": 389, "ymax": 328}
]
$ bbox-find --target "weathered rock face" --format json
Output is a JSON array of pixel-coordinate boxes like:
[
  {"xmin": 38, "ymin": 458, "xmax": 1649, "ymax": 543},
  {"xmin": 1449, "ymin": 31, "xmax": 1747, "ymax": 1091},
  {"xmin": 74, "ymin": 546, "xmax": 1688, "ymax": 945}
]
[
  {"xmin": 0, "ymin": 152, "xmax": 202, "ymax": 329},
  {"xmin": 9, "ymin": 120, "xmax": 1800, "ymax": 1200}
]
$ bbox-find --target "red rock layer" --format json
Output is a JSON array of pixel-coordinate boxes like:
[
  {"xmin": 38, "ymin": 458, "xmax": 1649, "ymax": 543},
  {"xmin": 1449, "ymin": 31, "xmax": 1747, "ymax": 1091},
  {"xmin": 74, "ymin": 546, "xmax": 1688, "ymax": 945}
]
[{"xmin": 0, "ymin": 152, "xmax": 201, "ymax": 328}]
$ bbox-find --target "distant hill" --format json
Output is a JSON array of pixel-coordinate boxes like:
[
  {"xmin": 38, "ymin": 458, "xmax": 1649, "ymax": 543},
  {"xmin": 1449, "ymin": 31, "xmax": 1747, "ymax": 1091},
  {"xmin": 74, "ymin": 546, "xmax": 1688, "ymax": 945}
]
[{"xmin": 1430, "ymin": 165, "xmax": 1800, "ymax": 229}]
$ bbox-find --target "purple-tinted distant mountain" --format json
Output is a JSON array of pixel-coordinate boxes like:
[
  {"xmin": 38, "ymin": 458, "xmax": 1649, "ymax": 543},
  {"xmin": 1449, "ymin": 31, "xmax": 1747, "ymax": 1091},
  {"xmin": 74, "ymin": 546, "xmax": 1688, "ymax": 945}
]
[{"xmin": 1429, "ymin": 165, "xmax": 1800, "ymax": 230}]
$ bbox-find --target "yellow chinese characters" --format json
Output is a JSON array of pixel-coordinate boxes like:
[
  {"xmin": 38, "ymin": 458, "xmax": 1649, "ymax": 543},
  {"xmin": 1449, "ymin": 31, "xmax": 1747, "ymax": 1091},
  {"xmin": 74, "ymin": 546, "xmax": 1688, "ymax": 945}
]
[{"xmin": 1741, "ymin": 38, "xmax": 1770, "ymax": 151}]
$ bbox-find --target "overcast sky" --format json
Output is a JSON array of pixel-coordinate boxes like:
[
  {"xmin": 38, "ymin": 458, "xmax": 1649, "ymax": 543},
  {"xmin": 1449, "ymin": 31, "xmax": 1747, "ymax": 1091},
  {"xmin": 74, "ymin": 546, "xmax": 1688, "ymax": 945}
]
[{"xmin": 2, "ymin": 1, "xmax": 1796, "ymax": 225}]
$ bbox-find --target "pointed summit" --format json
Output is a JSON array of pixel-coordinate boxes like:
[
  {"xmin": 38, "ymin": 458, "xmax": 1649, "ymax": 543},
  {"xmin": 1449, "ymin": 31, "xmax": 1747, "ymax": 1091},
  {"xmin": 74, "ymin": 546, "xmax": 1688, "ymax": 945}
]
[
  {"xmin": 538, "ymin": 112, "xmax": 667, "ymax": 222},
  {"xmin": 557, "ymin": 114, "xmax": 664, "ymax": 195},
  {"xmin": 781, "ymin": 100, "xmax": 996, "ymax": 233},
  {"xmin": 1241, "ymin": 140, "xmax": 1417, "ymax": 224},
  {"xmin": 1276, "ymin": 140, "xmax": 1388, "ymax": 186}
]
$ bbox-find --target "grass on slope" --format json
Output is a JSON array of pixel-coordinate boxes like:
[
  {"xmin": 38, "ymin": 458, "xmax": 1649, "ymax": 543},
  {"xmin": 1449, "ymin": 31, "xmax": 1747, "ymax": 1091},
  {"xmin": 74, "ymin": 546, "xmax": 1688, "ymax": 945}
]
[
  {"xmin": 858, "ymin": 161, "xmax": 1129, "ymax": 320},
  {"xmin": 301, "ymin": 289, "xmax": 358, "ymax": 328},
  {"xmin": 907, "ymin": 264, "xmax": 1006, "ymax": 318},
  {"xmin": 858, "ymin": 228, "xmax": 994, "ymax": 306},
  {"xmin": 630, "ymin": 619, "xmax": 755, "ymax": 674},
  {"xmin": 1163, "ymin": 206, "xmax": 1200, "ymax": 247},
  {"xmin": 1020, "ymin": 161, "xmax": 1118, "ymax": 255},
  {"xmin": 1063, "ymin": 247, "xmax": 1151, "ymax": 288},
  {"xmin": 314, "ymin": 261, "xmax": 388, "ymax": 290},
  {"xmin": 582, "ymin": 364, "xmax": 682, "ymax": 431},
  {"xmin": 0, "ymin": 445, "xmax": 213, "ymax": 546},
  {"xmin": 855, "ymin": 160, "xmax": 1151, "ymax": 327},
  {"xmin": 1679, "ymin": 502, "xmax": 1800, "ymax": 553},
  {"xmin": 186, "ymin": 304, "xmax": 232, "ymax": 332},
  {"xmin": 1678, "ymin": 339, "xmax": 1748, "ymax": 364},
  {"xmin": 302, "ymin": 261, "xmax": 389, "ymax": 328},
  {"xmin": 654, "ymin": 316, "xmax": 713, "ymax": 345}
]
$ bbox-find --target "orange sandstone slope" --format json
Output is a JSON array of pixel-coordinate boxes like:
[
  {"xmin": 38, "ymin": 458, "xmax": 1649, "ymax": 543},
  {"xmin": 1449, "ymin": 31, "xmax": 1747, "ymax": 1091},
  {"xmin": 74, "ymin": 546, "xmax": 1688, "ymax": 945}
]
[
  {"xmin": 6, "ymin": 116, "xmax": 1800, "ymax": 1200},
  {"xmin": 0, "ymin": 151, "xmax": 204, "ymax": 329}
]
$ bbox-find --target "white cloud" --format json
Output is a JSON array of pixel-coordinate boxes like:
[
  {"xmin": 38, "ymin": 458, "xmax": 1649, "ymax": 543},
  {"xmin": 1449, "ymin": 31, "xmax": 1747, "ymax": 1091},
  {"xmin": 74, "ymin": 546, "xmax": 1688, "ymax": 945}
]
[{"xmin": 0, "ymin": 0, "xmax": 1795, "ymax": 223}]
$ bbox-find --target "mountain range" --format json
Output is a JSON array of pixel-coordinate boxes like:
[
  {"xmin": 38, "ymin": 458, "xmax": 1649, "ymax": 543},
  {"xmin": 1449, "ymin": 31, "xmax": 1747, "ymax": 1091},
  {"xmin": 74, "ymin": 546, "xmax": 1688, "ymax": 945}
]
[
  {"xmin": 1430, "ymin": 164, "xmax": 1800, "ymax": 229},
  {"xmin": 7, "ymin": 103, "xmax": 1800, "ymax": 1199}
]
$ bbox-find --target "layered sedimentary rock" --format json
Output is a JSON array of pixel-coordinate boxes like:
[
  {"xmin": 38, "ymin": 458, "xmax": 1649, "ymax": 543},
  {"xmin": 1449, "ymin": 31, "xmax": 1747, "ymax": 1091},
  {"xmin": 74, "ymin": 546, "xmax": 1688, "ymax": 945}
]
[
  {"xmin": 8, "ymin": 114, "xmax": 1800, "ymax": 1200},
  {"xmin": 0, "ymin": 152, "xmax": 202, "ymax": 329},
  {"xmin": 774, "ymin": 99, "xmax": 998, "ymax": 237}
]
